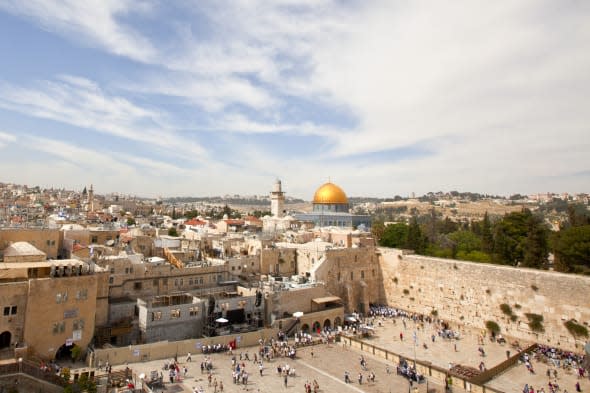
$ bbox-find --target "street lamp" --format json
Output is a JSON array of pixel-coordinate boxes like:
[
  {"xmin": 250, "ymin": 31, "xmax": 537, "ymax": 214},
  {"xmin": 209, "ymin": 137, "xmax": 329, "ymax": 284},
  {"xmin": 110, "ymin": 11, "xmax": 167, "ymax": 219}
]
[{"xmin": 18, "ymin": 357, "xmax": 23, "ymax": 373}]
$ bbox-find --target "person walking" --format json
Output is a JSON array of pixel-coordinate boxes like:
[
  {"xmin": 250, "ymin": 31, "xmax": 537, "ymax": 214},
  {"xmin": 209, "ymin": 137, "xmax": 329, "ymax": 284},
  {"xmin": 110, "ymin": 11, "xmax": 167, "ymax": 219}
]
[{"xmin": 284, "ymin": 374, "xmax": 288, "ymax": 388}]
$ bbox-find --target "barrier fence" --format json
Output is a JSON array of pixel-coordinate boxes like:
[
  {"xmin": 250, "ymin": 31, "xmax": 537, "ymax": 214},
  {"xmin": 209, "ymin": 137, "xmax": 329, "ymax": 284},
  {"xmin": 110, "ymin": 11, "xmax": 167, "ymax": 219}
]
[{"xmin": 340, "ymin": 335, "xmax": 534, "ymax": 393}]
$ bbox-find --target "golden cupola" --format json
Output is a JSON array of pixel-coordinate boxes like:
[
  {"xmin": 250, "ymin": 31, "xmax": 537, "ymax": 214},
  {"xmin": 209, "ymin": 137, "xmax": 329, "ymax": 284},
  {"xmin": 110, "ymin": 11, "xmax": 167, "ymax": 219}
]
[{"xmin": 312, "ymin": 182, "xmax": 348, "ymax": 205}]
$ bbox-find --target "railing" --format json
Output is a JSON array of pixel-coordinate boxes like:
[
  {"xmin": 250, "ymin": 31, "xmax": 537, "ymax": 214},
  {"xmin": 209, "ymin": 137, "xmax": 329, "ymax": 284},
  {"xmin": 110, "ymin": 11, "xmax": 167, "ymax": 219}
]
[
  {"xmin": 0, "ymin": 360, "xmax": 66, "ymax": 387},
  {"xmin": 284, "ymin": 318, "xmax": 300, "ymax": 337},
  {"xmin": 468, "ymin": 343, "xmax": 537, "ymax": 385},
  {"xmin": 341, "ymin": 335, "xmax": 512, "ymax": 393}
]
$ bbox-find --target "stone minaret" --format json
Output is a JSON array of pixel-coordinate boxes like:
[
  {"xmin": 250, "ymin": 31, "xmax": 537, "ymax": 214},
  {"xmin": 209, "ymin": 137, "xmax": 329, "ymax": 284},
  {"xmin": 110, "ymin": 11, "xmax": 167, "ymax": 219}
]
[
  {"xmin": 87, "ymin": 184, "xmax": 94, "ymax": 212},
  {"xmin": 270, "ymin": 179, "xmax": 285, "ymax": 218}
]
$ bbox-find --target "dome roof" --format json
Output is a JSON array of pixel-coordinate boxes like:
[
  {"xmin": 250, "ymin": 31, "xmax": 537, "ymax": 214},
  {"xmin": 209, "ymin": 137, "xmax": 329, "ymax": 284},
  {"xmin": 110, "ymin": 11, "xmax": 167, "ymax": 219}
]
[{"xmin": 313, "ymin": 182, "xmax": 348, "ymax": 204}]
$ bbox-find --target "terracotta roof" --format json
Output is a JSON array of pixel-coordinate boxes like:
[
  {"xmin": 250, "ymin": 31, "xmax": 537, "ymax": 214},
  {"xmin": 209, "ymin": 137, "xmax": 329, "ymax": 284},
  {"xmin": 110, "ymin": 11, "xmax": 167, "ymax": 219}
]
[{"xmin": 185, "ymin": 219, "xmax": 207, "ymax": 226}]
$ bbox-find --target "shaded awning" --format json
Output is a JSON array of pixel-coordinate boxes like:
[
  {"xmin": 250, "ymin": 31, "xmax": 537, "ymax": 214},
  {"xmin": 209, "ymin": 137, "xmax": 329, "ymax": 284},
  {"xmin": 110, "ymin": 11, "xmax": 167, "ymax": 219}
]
[{"xmin": 312, "ymin": 296, "xmax": 342, "ymax": 304}]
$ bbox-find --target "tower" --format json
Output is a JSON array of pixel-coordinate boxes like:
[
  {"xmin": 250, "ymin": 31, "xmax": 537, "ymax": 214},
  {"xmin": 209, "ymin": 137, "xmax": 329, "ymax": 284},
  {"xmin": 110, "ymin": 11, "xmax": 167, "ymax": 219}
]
[
  {"xmin": 87, "ymin": 184, "xmax": 94, "ymax": 212},
  {"xmin": 270, "ymin": 179, "xmax": 285, "ymax": 218}
]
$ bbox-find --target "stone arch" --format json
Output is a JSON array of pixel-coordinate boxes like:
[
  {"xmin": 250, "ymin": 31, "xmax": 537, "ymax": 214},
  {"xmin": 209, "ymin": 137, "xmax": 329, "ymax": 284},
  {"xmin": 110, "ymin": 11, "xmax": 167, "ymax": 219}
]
[
  {"xmin": 334, "ymin": 316, "xmax": 342, "ymax": 327},
  {"xmin": 56, "ymin": 343, "xmax": 77, "ymax": 361},
  {"xmin": 323, "ymin": 319, "xmax": 331, "ymax": 329},
  {"xmin": 312, "ymin": 321, "xmax": 321, "ymax": 333},
  {"xmin": 301, "ymin": 324, "xmax": 310, "ymax": 333},
  {"xmin": 0, "ymin": 331, "xmax": 11, "ymax": 349}
]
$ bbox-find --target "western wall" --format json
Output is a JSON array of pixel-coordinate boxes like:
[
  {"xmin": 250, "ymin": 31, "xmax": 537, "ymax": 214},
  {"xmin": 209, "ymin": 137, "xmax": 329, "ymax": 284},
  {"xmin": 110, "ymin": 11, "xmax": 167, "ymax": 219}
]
[{"xmin": 378, "ymin": 247, "xmax": 590, "ymax": 351}]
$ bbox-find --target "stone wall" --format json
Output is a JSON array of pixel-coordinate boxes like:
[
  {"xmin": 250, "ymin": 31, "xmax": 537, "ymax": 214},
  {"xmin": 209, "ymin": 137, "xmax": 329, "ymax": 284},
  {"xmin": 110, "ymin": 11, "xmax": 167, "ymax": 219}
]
[
  {"xmin": 0, "ymin": 281, "xmax": 28, "ymax": 346},
  {"xmin": 91, "ymin": 328, "xmax": 280, "ymax": 366},
  {"xmin": 24, "ymin": 274, "xmax": 100, "ymax": 357},
  {"xmin": 379, "ymin": 248, "xmax": 590, "ymax": 351},
  {"xmin": 316, "ymin": 247, "xmax": 382, "ymax": 314},
  {"xmin": 0, "ymin": 228, "xmax": 61, "ymax": 259}
]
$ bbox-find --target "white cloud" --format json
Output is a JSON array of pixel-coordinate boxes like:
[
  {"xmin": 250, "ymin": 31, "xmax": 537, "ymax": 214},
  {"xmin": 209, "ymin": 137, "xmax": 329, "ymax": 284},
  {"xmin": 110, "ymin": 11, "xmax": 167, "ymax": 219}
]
[
  {"xmin": 0, "ymin": 131, "xmax": 17, "ymax": 148},
  {"xmin": 0, "ymin": 1, "xmax": 589, "ymax": 196},
  {"xmin": 0, "ymin": 76, "xmax": 208, "ymax": 162},
  {"xmin": 0, "ymin": 0, "xmax": 156, "ymax": 62}
]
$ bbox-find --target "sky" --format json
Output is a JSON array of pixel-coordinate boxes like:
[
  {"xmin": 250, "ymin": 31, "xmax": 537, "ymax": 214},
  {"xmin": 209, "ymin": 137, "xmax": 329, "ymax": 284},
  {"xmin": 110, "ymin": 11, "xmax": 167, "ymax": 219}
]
[{"xmin": 0, "ymin": 1, "xmax": 588, "ymax": 199}]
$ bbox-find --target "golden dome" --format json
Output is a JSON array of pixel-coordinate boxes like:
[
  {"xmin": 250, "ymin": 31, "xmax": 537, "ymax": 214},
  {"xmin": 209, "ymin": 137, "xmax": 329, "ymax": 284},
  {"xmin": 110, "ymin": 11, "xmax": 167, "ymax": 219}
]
[{"xmin": 312, "ymin": 182, "xmax": 348, "ymax": 204}]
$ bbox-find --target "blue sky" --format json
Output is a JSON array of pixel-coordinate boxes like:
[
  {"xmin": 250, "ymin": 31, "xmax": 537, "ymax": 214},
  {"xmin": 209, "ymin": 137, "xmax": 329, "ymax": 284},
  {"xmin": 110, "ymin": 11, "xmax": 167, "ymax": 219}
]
[{"xmin": 0, "ymin": 0, "xmax": 588, "ymax": 199}]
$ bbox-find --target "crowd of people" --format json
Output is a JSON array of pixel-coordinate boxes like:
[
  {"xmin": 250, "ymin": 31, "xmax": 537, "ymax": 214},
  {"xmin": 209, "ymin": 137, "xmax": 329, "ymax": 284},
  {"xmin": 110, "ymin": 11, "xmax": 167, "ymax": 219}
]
[
  {"xmin": 112, "ymin": 303, "xmax": 587, "ymax": 393},
  {"xmin": 535, "ymin": 345, "xmax": 586, "ymax": 372},
  {"xmin": 202, "ymin": 343, "xmax": 232, "ymax": 354}
]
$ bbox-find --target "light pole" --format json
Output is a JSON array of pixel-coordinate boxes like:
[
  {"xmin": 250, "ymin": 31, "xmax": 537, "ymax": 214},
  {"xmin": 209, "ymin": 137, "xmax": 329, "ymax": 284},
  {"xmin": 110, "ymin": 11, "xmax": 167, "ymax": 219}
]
[
  {"xmin": 18, "ymin": 357, "xmax": 22, "ymax": 373},
  {"xmin": 412, "ymin": 330, "xmax": 417, "ymax": 368}
]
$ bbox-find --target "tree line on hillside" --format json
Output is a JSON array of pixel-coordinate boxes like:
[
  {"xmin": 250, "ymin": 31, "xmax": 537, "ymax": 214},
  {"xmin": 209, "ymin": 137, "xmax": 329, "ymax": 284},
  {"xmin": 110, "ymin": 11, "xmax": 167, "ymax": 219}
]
[{"xmin": 372, "ymin": 205, "xmax": 590, "ymax": 275}]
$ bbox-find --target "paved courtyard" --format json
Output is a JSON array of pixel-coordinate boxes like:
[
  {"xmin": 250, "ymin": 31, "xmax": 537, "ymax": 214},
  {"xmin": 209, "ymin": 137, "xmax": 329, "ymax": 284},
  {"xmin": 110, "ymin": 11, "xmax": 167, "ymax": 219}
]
[
  {"xmin": 357, "ymin": 317, "xmax": 589, "ymax": 393},
  {"xmin": 118, "ymin": 343, "xmax": 446, "ymax": 393},
  {"xmin": 65, "ymin": 317, "xmax": 588, "ymax": 393}
]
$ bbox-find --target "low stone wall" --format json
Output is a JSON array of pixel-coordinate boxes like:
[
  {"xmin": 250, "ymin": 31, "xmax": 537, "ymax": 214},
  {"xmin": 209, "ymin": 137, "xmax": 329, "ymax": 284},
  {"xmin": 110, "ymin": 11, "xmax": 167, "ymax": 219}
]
[{"xmin": 91, "ymin": 328, "xmax": 279, "ymax": 366}]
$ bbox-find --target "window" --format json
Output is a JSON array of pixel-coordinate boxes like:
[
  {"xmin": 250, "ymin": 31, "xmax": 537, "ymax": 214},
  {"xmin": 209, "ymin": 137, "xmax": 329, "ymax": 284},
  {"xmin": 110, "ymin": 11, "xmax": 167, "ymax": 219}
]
[
  {"xmin": 51, "ymin": 240, "xmax": 56, "ymax": 246},
  {"xmin": 151, "ymin": 311, "xmax": 162, "ymax": 321},
  {"xmin": 3, "ymin": 307, "xmax": 9, "ymax": 316},
  {"xmin": 337, "ymin": 273, "xmax": 341, "ymax": 282},
  {"xmin": 129, "ymin": 267, "xmax": 133, "ymax": 273},
  {"xmin": 110, "ymin": 267, "xmax": 115, "ymax": 273},
  {"xmin": 350, "ymin": 272, "xmax": 354, "ymax": 280},
  {"xmin": 361, "ymin": 271, "xmax": 365, "ymax": 279},
  {"xmin": 163, "ymin": 278, "xmax": 168, "ymax": 285},
  {"xmin": 76, "ymin": 289, "xmax": 88, "ymax": 300},
  {"xmin": 91, "ymin": 236, "xmax": 98, "ymax": 243},
  {"xmin": 372, "ymin": 269, "xmax": 375, "ymax": 277},
  {"xmin": 179, "ymin": 279, "xmax": 183, "ymax": 286},
  {"xmin": 47, "ymin": 240, "xmax": 51, "ymax": 246},
  {"xmin": 189, "ymin": 307, "xmax": 199, "ymax": 317},
  {"xmin": 199, "ymin": 278, "xmax": 203, "ymax": 284},
  {"xmin": 134, "ymin": 282, "xmax": 142, "ymax": 290},
  {"xmin": 109, "ymin": 277, "xmax": 114, "ymax": 284},
  {"xmin": 170, "ymin": 309, "xmax": 181, "ymax": 319},
  {"xmin": 73, "ymin": 319, "xmax": 85, "ymax": 330},
  {"xmin": 56, "ymin": 292, "xmax": 68, "ymax": 304},
  {"xmin": 189, "ymin": 279, "xmax": 193, "ymax": 285},
  {"xmin": 52, "ymin": 321, "xmax": 65, "ymax": 335},
  {"xmin": 174, "ymin": 279, "xmax": 178, "ymax": 287},
  {"xmin": 153, "ymin": 279, "xmax": 159, "ymax": 287}
]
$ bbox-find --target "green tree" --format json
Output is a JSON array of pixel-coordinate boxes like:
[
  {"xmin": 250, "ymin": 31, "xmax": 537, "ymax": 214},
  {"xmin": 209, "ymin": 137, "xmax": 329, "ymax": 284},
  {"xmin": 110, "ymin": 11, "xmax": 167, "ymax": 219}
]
[
  {"xmin": 168, "ymin": 227, "xmax": 179, "ymax": 237},
  {"xmin": 184, "ymin": 209, "xmax": 200, "ymax": 219},
  {"xmin": 379, "ymin": 223, "xmax": 409, "ymax": 248},
  {"xmin": 567, "ymin": 205, "xmax": 590, "ymax": 227},
  {"xmin": 551, "ymin": 225, "xmax": 590, "ymax": 274},
  {"xmin": 406, "ymin": 216, "xmax": 426, "ymax": 253},
  {"xmin": 371, "ymin": 220, "xmax": 385, "ymax": 242},
  {"xmin": 481, "ymin": 212, "xmax": 493, "ymax": 253},
  {"xmin": 449, "ymin": 230, "xmax": 482, "ymax": 253},
  {"xmin": 522, "ymin": 214, "xmax": 549, "ymax": 268},
  {"xmin": 492, "ymin": 209, "xmax": 532, "ymax": 265},
  {"xmin": 440, "ymin": 217, "xmax": 459, "ymax": 234}
]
